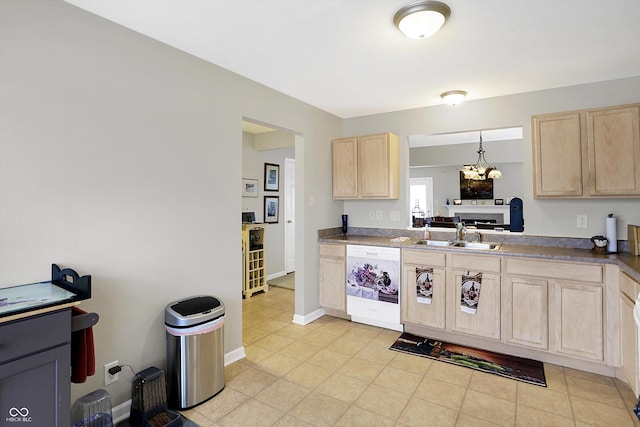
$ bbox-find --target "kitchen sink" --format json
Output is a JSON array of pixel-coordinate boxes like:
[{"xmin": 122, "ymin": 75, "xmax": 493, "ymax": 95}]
[
  {"xmin": 414, "ymin": 240, "xmax": 501, "ymax": 250},
  {"xmin": 414, "ymin": 239, "xmax": 454, "ymax": 247},
  {"xmin": 451, "ymin": 241, "xmax": 502, "ymax": 250}
]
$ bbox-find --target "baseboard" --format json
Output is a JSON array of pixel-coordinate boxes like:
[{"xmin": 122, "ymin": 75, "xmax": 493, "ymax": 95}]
[
  {"xmin": 293, "ymin": 308, "xmax": 325, "ymax": 325},
  {"xmin": 266, "ymin": 271, "xmax": 287, "ymax": 281},
  {"xmin": 111, "ymin": 347, "xmax": 247, "ymax": 423},
  {"xmin": 224, "ymin": 346, "xmax": 246, "ymax": 366},
  {"xmin": 112, "ymin": 400, "xmax": 131, "ymax": 424}
]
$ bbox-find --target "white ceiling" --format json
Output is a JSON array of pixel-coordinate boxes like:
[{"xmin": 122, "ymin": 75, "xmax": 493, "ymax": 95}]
[{"xmin": 65, "ymin": 0, "xmax": 640, "ymax": 119}]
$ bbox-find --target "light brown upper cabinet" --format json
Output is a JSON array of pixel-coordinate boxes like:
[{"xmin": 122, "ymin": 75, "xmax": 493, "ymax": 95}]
[
  {"xmin": 332, "ymin": 132, "xmax": 399, "ymax": 199},
  {"xmin": 532, "ymin": 104, "xmax": 640, "ymax": 198}
]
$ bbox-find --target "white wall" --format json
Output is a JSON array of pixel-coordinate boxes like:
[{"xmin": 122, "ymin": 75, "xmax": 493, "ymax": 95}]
[
  {"xmin": 0, "ymin": 0, "xmax": 342, "ymax": 405},
  {"xmin": 343, "ymin": 78, "xmax": 640, "ymax": 238}
]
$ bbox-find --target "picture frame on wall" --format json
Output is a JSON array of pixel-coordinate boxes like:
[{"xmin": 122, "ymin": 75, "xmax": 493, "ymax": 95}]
[
  {"xmin": 264, "ymin": 196, "xmax": 279, "ymax": 223},
  {"xmin": 242, "ymin": 178, "xmax": 259, "ymax": 197},
  {"xmin": 264, "ymin": 163, "xmax": 280, "ymax": 191}
]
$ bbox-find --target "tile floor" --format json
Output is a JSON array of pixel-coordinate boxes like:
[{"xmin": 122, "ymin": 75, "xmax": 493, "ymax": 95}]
[{"xmin": 182, "ymin": 286, "xmax": 640, "ymax": 426}]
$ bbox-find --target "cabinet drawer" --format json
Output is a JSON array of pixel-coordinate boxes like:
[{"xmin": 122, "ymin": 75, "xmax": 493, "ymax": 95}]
[
  {"xmin": 620, "ymin": 272, "xmax": 640, "ymax": 300},
  {"xmin": 320, "ymin": 243, "xmax": 345, "ymax": 258},
  {"xmin": 505, "ymin": 258, "xmax": 602, "ymax": 283},
  {"xmin": 402, "ymin": 249, "xmax": 446, "ymax": 267},
  {"xmin": 450, "ymin": 254, "xmax": 500, "ymax": 273},
  {"xmin": 0, "ymin": 309, "xmax": 70, "ymax": 364}
]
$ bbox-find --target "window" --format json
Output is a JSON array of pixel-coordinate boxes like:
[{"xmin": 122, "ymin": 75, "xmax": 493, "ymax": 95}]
[{"xmin": 409, "ymin": 177, "xmax": 433, "ymax": 227}]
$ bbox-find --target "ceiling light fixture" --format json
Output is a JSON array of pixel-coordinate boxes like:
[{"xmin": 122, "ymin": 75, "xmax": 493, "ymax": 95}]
[
  {"xmin": 461, "ymin": 131, "xmax": 502, "ymax": 180},
  {"xmin": 393, "ymin": 1, "xmax": 451, "ymax": 39},
  {"xmin": 441, "ymin": 90, "xmax": 467, "ymax": 106}
]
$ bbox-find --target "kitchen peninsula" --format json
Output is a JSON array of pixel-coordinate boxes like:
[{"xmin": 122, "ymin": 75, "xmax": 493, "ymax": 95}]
[{"xmin": 318, "ymin": 227, "xmax": 640, "ymax": 393}]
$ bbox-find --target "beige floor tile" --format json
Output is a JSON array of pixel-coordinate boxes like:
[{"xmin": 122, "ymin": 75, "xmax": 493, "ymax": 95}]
[
  {"xmin": 398, "ymin": 396, "xmax": 457, "ymax": 427},
  {"xmin": 455, "ymin": 412, "xmax": 501, "ymax": 427},
  {"xmin": 326, "ymin": 336, "xmax": 368, "ymax": 356},
  {"xmin": 566, "ymin": 375, "xmax": 625, "ymax": 408},
  {"xmin": 273, "ymin": 311, "xmax": 296, "ymax": 323},
  {"xmin": 338, "ymin": 357, "xmax": 385, "ymax": 382},
  {"xmin": 255, "ymin": 379, "xmax": 311, "ymax": 412},
  {"xmin": 563, "ymin": 366, "xmax": 617, "ymax": 385},
  {"xmin": 279, "ymin": 341, "xmax": 323, "ymax": 361},
  {"xmin": 226, "ymin": 367, "xmax": 278, "ymax": 397},
  {"xmin": 335, "ymin": 405, "xmax": 396, "ymax": 427},
  {"xmin": 284, "ymin": 362, "xmax": 333, "ymax": 389},
  {"xmin": 243, "ymin": 327, "xmax": 273, "ymax": 345},
  {"xmin": 299, "ymin": 329, "xmax": 340, "ymax": 347},
  {"xmin": 217, "ymin": 399, "xmax": 284, "ymax": 427},
  {"xmin": 253, "ymin": 333, "xmax": 295, "ymax": 352},
  {"xmin": 354, "ymin": 341, "xmax": 397, "ymax": 365},
  {"xmin": 179, "ymin": 408, "xmax": 215, "ymax": 427},
  {"xmin": 316, "ymin": 319, "xmax": 355, "ymax": 336},
  {"xmin": 275, "ymin": 324, "xmax": 312, "ymax": 340},
  {"xmin": 289, "ymin": 391, "xmax": 350, "ymax": 426},
  {"xmin": 515, "ymin": 404, "xmax": 574, "ymax": 427},
  {"xmin": 254, "ymin": 319, "xmax": 291, "ymax": 334},
  {"xmin": 244, "ymin": 343, "xmax": 274, "ymax": 363},
  {"xmin": 461, "ymin": 389, "xmax": 516, "ymax": 426},
  {"xmin": 373, "ymin": 365, "xmax": 423, "ymax": 395},
  {"xmin": 342, "ymin": 325, "xmax": 381, "ymax": 343},
  {"xmin": 254, "ymin": 352, "xmax": 302, "ymax": 377},
  {"xmin": 543, "ymin": 364, "xmax": 568, "ymax": 393},
  {"xmin": 316, "ymin": 372, "xmax": 370, "ymax": 403},
  {"xmin": 387, "ymin": 351, "xmax": 432, "ymax": 376},
  {"xmin": 570, "ymin": 395, "xmax": 636, "ymax": 427},
  {"xmin": 413, "ymin": 376, "xmax": 466, "ymax": 410},
  {"xmin": 192, "ymin": 387, "xmax": 249, "ymax": 421},
  {"xmin": 306, "ymin": 348, "xmax": 350, "ymax": 371},
  {"xmin": 468, "ymin": 370, "xmax": 518, "ymax": 402},
  {"xmin": 354, "ymin": 383, "xmax": 411, "ymax": 420},
  {"xmin": 517, "ymin": 382, "xmax": 572, "ymax": 418},
  {"xmin": 255, "ymin": 307, "xmax": 288, "ymax": 319},
  {"xmin": 271, "ymin": 414, "xmax": 313, "ymax": 427},
  {"xmin": 425, "ymin": 360, "xmax": 473, "ymax": 388},
  {"xmin": 224, "ymin": 359, "xmax": 252, "ymax": 381}
]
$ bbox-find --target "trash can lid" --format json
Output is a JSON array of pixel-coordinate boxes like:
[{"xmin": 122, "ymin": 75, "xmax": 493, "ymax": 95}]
[{"xmin": 165, "ymin": 295, "xmax": 225, "ymax": 328}]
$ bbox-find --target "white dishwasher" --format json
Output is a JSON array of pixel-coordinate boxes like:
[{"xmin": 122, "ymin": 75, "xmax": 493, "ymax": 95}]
[{"xmin": 346, "ymin": 245, "xmax": 402, "ymax": 331}]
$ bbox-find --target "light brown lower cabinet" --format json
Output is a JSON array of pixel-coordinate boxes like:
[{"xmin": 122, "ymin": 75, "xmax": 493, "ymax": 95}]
[
  {"xmin": 401, "ymin": 249, "xmax": 446, "ymax": 329},
  {"xmin": 619, "ymin": 271, "xmax": 639, "ymax": 395},
  {"xmin": 319, "ymin": 243, "xmax": 346, "ymax": 312},
  {"xmin": 502, "ymin": 276, "xmax": 549, "ymax": 350}
]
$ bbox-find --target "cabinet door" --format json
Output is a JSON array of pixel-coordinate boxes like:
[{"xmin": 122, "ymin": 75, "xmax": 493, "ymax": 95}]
[
  {"xmin": 402, "ymin": 264, "xmax": 446, "ymax": 329},
  {"xmin": 586, "ymin": 106, "xmax": 640, "ymax": 196},
  {"xmin": 532, "ymin": 112, "xmax": 583, "ymax": 197},
  {"xmin": 319, "ymin": 244, "xmax": 346, "ymax": 311},
  {"xmin": 357, "ymin": 133, "xmax": 399, "ymax": 199},
  {"xmin": 620, "ymin": 291, "xmax": 639, "ymax": 395},
  {"xmin": 502, "ymin": 276, "xmax": 548, "ymax": 349},
  {"xmin": 551, "ymin": 281, "xmax": 604, "ymax": 361},
  {"xmin": 448, "ymin": 270, "xmax": 501, "ymax": 340},
  {"xmin": 332, "ymin": 137, "xmax": 358, "ymax": 199}
]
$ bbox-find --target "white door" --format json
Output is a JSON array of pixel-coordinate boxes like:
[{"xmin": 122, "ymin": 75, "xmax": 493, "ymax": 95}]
[{"xmin": 284, "ymin": 157, "xmax": 295, "ymax": 273}]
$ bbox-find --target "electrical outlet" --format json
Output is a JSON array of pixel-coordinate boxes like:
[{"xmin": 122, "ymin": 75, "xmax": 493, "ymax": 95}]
[
  {"xmin": 577, "ymin": 214, "xmax": 588, "ymax": 228},
  {"xmin": 104, "ymin": 360, "xmax": 119, "ymax": 386},
  {"xmin": 369, "ymin": 211, "xmax": 375, "ymax": 220},
  {"xmin": 375, "ymin": 210, "xmax": 383, "ymax": 221}
]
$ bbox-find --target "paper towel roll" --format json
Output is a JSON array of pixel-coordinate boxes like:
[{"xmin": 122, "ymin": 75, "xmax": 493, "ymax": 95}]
[{"xmin": 606, "ymin": 216, "xmax": 617, "ymax": 253}]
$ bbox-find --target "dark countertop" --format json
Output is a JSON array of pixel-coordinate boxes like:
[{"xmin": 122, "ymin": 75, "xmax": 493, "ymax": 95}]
[{"xmin": 319, "ymin": 233, "xmax": 640, "ymax": 282}]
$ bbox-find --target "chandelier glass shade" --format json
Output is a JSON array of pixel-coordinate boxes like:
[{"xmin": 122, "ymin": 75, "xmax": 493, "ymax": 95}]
[{"xmin": 461, "ymin": 132, "xmax": 502, "ymax": 180}]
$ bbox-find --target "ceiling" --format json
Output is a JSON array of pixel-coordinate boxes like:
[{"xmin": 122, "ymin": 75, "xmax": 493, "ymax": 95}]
[{"xmin": 65, "ymin": 0, "xmax": 640, "ymax": 119}]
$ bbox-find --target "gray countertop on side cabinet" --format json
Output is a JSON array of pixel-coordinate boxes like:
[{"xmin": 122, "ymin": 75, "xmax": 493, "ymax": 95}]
[{"xmin": 318, "ymin": 229, "xmax": 640, "ymax": 283}]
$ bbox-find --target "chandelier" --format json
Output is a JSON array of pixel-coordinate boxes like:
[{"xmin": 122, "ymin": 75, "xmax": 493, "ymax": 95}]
[{"xmin": 461, "ymin": 132, "xmax": 502, "ymax": 180}]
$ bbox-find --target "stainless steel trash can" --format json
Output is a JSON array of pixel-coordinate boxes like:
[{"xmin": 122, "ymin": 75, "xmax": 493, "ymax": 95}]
[{"xmin": 165, "ymin": 295, "xmax": 225, "ymax": 410}]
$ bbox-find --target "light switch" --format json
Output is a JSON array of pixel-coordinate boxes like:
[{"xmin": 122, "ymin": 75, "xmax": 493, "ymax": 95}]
[{"xmin": 375, "ymin": 210, "xmax": 383, "ymax": 221}]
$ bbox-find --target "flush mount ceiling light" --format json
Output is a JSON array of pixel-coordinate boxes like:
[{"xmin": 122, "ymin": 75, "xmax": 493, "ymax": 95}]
[
  {"xmin": 441, "ymin": 90, "xmax": 467, "ymax": 106},
  {"xmin": 461, "ymin": 131, "xmax": 503, "ymax": 180},
  {"xmin": 393, "ymin": 1, "xmax": 451, "ymax": 39}
]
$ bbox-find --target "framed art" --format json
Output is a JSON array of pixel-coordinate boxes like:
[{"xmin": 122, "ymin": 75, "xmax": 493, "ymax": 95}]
[
  {"xmin": 264, "ymin": 163, "xmax": 280, "ymax": 191},
  {"xmin": 242, "ymin": 178, "xmax": 259, "ymax": 197},
  {"xmin": 264, "ymin": 196, "xmax": 279, "ymax": 223}
]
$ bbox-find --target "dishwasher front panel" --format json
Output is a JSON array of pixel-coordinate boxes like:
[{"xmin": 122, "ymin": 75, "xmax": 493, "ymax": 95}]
[{"xmin": 346, "ymin": 245, "xmax": 402, "ymax": 331}]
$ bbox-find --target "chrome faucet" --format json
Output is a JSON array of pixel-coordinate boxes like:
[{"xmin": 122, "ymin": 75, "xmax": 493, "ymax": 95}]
[{"xmin": 455, "ymin": 223, "xmax": 466, "ymax": 241}]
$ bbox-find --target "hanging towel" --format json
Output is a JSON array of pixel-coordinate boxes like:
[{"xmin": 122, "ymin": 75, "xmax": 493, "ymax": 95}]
[{"xmin": 71, "ymin": 307, "xmax": 96, "ymax": 383}]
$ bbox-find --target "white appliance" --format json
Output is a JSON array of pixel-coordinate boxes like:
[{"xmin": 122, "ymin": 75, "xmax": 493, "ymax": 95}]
[{"xmin": 346, "ymin": 245, "xmax": 402, "ymax": 331}]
